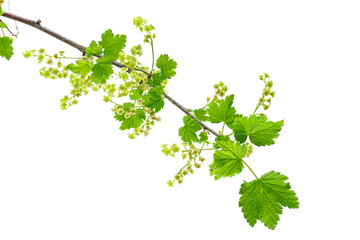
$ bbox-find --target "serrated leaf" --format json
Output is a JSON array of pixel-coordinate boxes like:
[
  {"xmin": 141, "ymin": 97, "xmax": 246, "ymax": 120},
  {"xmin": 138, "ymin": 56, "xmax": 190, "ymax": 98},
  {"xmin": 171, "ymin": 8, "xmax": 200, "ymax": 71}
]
[
  {"xmin": 143, "ymin": 86, "xmax": 164, "ymax": 112},
  {"xmin": 0, "ymin": 36, "xmax": 14, "ymax": 60},
  {"xmin": 100, "ymin": 29, "xmax": 126, "ymax": 60},
  {"xmin": 156, "ymin": 54, "xmax": 177, "ymax": 79},
  {"xmin": 86, "ymin": 40, "xmax": 103, "ymax": 56},
  {"xmin": 232, "ymin": 115, "xmax": 284, "ymax": 146},
  {"xmin": 114, "ymin": 108, "xmax": 146, "ymax": 130},
  {"xmin": 147, "ymin": 72, "xmax": 164, "ymax": 86},
  {"xmin": 239, "ymin": 171, "xmax": 299, "ymax": 230},
  {"xmin": 210, "ymin": 141, "xmax": 247, "ymax": 180},
  {"xmin": 67, "ymin": 60, "xmax": 92, "ymax": 76},
  {"xmin": 207, "ymin": 95, "xmax": 236, "ymax": 125},
  {"xmin": 194, "ymin": 109, "xmax": 208, "ymax": 122},
  {"xmin": 178, "ymin": 115, "xmax": 202, "ymax": 143},
  {"xmin": 199, "ymin": 131, "xmax": 208, "ymax": 143},
  {"xmin": 212, "ymin": 135, "xmax": 231, "ymax": 149},
  {"xmin": 129, "ymin": 89, "xmax": 143, "ymax": 100},
  {"xmin": 92, "ymin": 57, "xmax": 113, "ymax": 84}
]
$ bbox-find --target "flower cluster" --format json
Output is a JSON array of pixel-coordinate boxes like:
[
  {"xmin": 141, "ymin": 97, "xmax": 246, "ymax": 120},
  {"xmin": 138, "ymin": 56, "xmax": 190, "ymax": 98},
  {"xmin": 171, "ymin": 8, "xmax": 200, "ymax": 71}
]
[
  {"xmin": 133, "ymin": 16, "xmax": 156, "ymax": 43},
  {"xmin": 213, "ymin": 81, "xmax": 228, "ymax": 101},
  {"xmin": 256, "ymin": 73, "xmax": 276, "ymax": 111},
  {"xmin": 166, "ymin": 142, "xmax": 207, "ymax": 186},
  {"xmin": 23, "ymin": 49, "xmax": 70, "ymax": 79}
]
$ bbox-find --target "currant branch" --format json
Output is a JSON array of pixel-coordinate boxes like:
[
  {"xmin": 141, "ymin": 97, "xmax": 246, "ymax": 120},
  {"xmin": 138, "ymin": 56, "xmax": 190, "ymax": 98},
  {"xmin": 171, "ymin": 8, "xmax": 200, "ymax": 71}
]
[{"xmin": 0, "ymin": 6, "xmax": 299, "ymax": 230}]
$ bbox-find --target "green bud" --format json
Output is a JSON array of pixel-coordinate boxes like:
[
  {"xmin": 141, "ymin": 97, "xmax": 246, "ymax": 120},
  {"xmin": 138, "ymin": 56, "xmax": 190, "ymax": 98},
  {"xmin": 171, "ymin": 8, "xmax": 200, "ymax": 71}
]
[{"xmin": 175, "ymin": 174, "xmax": 181, "ymax": 180}]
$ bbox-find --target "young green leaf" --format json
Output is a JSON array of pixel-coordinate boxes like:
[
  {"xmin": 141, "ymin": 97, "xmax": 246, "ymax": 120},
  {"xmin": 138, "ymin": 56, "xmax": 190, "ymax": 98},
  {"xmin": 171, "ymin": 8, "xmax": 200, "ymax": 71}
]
[
  {"xmin": 156, "ymin": 54, "xmax": 177, "ymax": 79},
  {"xmin": 147, "ymin": 72, "xmax": 164, "ymax": 86},
  {"xmin": 91, "ymin": 57, "xmax": 113, "ymax": 84},
  {"xmin": 209, "ymin": 141, "xmax": 247, "ymax": 180},
  {"xmin": 178, "ymin": 115, "xmax": 202, "ymax": 143},
  {"xmin": 114, "ymin": 108, "xmax": 146, "ymax": 130},
  {"xmin": 239, "ymin": 171, "xmax": 299, "ymax": 230},
  {"xmin": 194, "ymin": 109, "xmax": 208, "ymax": 122},
  {"xmin": 86, "ymin": 40, "xmax": 103, "ymax": 56},
  {"xmin": 129, "ymin": 89, "xmax": 143, "ymax": 100},
  {"xmin": 0, "ymin": 36, "xmax": 14, "ymax": 60},
  {"xmin": 207, "ymin": 94, "xmax": 236, "ymax": 125},
  {"xmin": 143, "ymin": 86, "xmax": 165, "ymax": 112},
  {"xmin": 232, "ymin": 115, "xmax": 284, "ymax": 146},
  {"xmin": 67, "ymin": 60, "xmax": 92, "ymax": 76},
  {"xmin": 100, "ymin": 29, "xmax": 126, "ymax": 60}
]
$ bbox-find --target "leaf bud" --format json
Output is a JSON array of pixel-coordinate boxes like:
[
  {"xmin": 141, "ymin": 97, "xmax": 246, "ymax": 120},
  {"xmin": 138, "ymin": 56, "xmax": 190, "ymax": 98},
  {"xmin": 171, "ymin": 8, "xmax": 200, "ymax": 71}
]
[{"xmin": 175, "ymin": 174, "xmax": 181, "ymax": 180}]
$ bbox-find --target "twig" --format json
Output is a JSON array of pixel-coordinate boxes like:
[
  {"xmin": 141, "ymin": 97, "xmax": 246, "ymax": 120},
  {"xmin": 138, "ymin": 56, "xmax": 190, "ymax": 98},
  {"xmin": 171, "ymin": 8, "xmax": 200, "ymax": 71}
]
[{"xmin": 1, "ymin": 11, "xmax": 219, "ymax": 137}]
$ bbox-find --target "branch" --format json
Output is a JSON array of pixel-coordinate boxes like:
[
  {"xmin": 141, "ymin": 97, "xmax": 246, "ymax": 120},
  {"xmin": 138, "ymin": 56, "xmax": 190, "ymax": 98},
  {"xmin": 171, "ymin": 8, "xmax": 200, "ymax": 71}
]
[{"xmin": 1, "ymin": 11, "xmax": 219, "ymax": 137}]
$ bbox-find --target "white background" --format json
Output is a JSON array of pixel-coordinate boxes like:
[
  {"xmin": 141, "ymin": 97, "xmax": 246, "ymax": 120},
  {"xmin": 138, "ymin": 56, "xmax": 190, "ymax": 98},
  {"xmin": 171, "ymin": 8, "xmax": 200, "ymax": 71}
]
[{"xmin": 1, "ymin": 0, "xmax": 360, "ymax": 239}]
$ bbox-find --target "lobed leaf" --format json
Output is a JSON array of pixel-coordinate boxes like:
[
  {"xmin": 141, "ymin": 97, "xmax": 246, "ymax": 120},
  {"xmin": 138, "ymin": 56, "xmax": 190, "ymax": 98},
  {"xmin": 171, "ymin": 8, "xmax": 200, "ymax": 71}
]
[
  {"xmin": 232, "ymin": 115, "xmax": 284, "ymax": 146},
  {"xmin": 156, "ymin": 54, "xmax": 177, "ymax": 79},
  {"xmin": 178, "ymin": 115, "xmax": 202, "ymax": 143},
  {"xmin": 210, "ymin": 141, "xmax": 247, "ymax": 180},
  {"xmin": 0, "ymin": 36, "xmax": 14, "ymax": 60},
  {"xmin": 239, "ymin": 171, "xmax": 299, "ymax": 230},
  {"xmin": 207, "ymin": 95, "xmax": 236, "ymax": 125}
]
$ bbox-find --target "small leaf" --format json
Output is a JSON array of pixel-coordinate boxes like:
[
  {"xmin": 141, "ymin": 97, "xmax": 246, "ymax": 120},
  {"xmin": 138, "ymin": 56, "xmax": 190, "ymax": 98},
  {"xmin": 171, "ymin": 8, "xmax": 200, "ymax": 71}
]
[
  {"xmin": 86, "ymin": 40, "xmax": 103, "ymax": 56},
  {"xmin": 194, "ymin": 109, "xmax": 208, "ymax": 122},
  {"xmin": 232, "ymin": 115, "xmax": 284, "ymax": 146},
  {"xmin": 0, "ymin": 36, "xmax": 14, "ymax": 60},
  {"xmin": 147, "ymin": 72, "xmax": 164, "ymax": 86},
  {"xmin": 156, "ymin": 54, "xmax": 177, "ymax": 79},
  {"xmin": 92, "ymin": 57, "xmax": 113, "ymax": 84},
  {"xmin": 210, "ymin": 141, "xmax": 247, "ymax": 180},
  {"xmin": 100, "ymin": 29, "xmax": 126, "ymax": 60},
  {"xmin": 178, "ymin": 115, "xmax": 202, "ymax": 143},
  {"xmin": 129, "ymin": 89, "xmax": 143, "ymax": 100},
  {"xmin": 207, "ymin": 95, "xmax": 236, "ymax": 125},
  {"xmin": 115, "ymin": 108, "xmax": 146, "ymax": 130},
  {"xmin": 143, "ymin": 86, "xmax": 165, "ymax": 112},
  {"xmin": 67, "ymin": 60, "xmax": 92, "ymax": 76}
]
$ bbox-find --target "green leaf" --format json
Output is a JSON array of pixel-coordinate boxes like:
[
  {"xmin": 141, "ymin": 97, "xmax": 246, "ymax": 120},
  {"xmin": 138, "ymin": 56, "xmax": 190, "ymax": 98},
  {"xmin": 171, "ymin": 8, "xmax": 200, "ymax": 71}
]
[
  {"xmin": 207, "ymin": 95, "xmax": 236, "ymax": 125},
  {"xmin": 194, "ymin": 109, "xmax": 208, "ymax": 122},
  {"xmin": 0, "ymin": 22, "xmax": 6, "ymax": 28},
  {"xmin": 114, "ymin": 108, "xmax": 146, "ymax": 130},
  {"xmin": 67, "ymin": 60, "xmax": 92, "ymax": 76},
  {"xmin": 143, "ymin": 86, "xmax": 164, "ymax": 112},
  {"xmin": 0, "ymin": 36, "xmax": 14, "ymax": 60},
  {"xmin": 147, "ymin": 72, "xmax": 164, "ymax": 86},
  {"xmin": 92, "ymin": 57, "xmax": 113, "ymax": 84},
  {"xmin": 239, "ymin": 171, "xmax": 299, "ymax": 230},
  {"xmin": 209, "ymin": 141, "xmax": 247, "ymax": 180},
  {"xmin": 212, "ymin": 135, "xmax": 230, "ymax": 149},
  {"xmin": 100, "ymin": 29, "xmax": 126, "ymax": 60},
  {"xmin": 156, "ymin": 54, "xmax": 177, "ymax": 79},
  {"xmin": 199, "ymin": 131, "xmax": 208, "ymax": 143},
  {"xmin": 232, "ymin": 115, "xmax": 284, "ymax": 146},
  {"xmin": 129, "ymin": 89, "xmax": 143, "ymax": 100},
  {"xmin": 86, "ymin": 40, "xmax": 103, "ymax": 56},
  {"xmin": 178, "ymin": 115, "xmax": 202, "ymax": 143}
]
